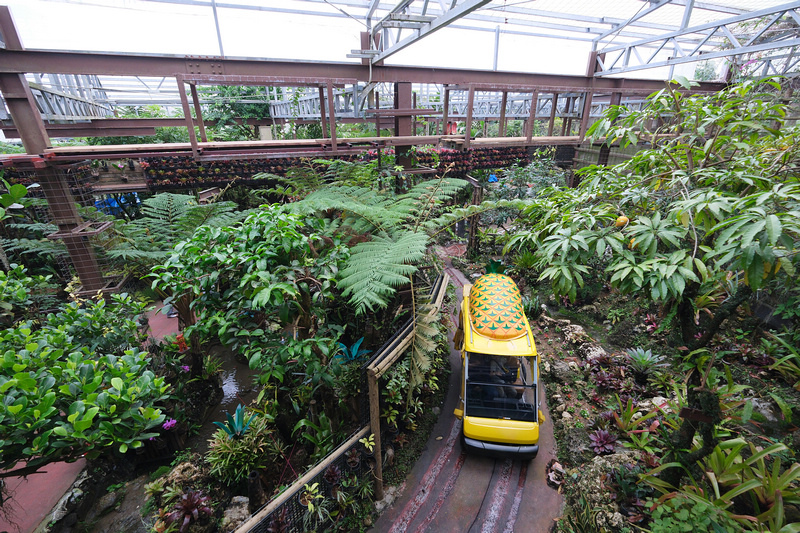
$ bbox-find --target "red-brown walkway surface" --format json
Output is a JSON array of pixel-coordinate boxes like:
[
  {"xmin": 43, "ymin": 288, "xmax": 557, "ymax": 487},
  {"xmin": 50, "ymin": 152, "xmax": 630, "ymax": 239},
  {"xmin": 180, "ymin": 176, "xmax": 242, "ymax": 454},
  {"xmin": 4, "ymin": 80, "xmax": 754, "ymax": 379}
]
[{"xmin": 0, "ymin": 303, "xmax": 178, "ymax": 533}]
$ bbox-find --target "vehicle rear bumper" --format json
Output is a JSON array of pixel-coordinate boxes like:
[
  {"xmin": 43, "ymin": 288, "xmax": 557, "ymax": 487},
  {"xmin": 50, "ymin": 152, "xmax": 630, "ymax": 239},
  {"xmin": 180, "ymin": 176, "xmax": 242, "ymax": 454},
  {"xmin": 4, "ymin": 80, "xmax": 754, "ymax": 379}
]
[{"xmin": 463, "ymin": 436, "xmax": 539, "ymax": 460}]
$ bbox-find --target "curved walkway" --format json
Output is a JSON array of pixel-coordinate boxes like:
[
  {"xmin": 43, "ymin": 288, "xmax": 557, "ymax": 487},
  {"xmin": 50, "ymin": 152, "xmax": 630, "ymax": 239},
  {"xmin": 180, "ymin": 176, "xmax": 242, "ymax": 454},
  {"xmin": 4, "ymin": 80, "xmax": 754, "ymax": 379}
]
[{"xmin": 373, "ymin": 254, "xmax": 562, "ymax": 532}]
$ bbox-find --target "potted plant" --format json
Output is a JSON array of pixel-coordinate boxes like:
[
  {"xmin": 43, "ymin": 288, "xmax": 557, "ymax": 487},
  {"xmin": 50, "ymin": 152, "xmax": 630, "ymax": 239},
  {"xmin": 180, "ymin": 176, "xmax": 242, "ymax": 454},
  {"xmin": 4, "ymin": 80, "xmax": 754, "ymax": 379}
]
[
  {"xmin": 382, "ymin": 406, "xmax": 399, "ymax": 433},
  {"xmin": 322, "ymin": 464, "xmax": 342, "ymax": 498},
  {"xmin": 298, "ymin": 482, "xmax": 321, "ymax": 510},
  {"xmin": 345, "ymin": 447, "xmax": 361, "ymax": 470},
  {"xmin": 359, "ymin": 433, "xmax": 375, "ymax": 457}
]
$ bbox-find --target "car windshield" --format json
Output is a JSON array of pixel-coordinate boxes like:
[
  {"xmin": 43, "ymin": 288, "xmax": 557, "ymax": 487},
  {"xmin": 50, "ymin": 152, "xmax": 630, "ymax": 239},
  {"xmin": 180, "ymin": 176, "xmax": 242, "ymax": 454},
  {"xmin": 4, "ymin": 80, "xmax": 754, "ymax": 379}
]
[{"xmin": 465, "ymin": 353, "xmax": 537, "ymax": 422}]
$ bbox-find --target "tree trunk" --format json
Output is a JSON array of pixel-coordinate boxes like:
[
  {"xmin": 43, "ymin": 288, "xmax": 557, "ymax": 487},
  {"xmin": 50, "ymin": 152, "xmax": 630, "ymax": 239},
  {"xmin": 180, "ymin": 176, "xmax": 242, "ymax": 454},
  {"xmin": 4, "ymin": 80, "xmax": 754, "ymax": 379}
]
[{"xmin": 690, "ymin": 284, "xmax": 752, "ymax": 350}]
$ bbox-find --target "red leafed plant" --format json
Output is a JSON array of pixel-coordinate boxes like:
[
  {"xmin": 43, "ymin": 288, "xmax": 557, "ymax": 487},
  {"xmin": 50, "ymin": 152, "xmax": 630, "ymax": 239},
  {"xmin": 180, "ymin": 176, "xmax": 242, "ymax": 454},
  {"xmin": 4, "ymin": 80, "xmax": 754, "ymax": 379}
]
[
  {"xmin": 166, "ymin": 490, "xmax": 212, "ymax": 533},
  {"xmin": 588, "ymin": 429, "xmax": 618, "ymax": 455}
]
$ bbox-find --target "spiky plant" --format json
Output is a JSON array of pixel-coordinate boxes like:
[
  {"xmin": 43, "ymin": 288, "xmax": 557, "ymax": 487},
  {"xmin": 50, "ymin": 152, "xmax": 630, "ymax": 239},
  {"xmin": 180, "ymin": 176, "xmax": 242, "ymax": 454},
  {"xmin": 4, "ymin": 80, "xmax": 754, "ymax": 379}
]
[
  {"xmin": 212, "ymin": 404, "xmax": 255, "ymax": 439},
  {"xmin": 165, "ymin": 490, "xmax": 212, "ymax": 533},
  {"xmin": 625, "ymin": 347, "xmax": 667, "ymax": 382},
  {"xmin": 588, "ymin": 429, "xmax": 618, "ymax": 455}
]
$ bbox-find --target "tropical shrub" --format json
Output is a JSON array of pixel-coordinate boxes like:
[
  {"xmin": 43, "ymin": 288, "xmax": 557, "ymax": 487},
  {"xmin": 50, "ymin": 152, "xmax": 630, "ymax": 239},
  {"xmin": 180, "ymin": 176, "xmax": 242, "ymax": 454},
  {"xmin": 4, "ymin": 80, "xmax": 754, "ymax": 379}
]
[
  {"xmin": 0, "ymin": 267, "xmax": 169, "ymax": 478},
  {"xmin": 506, "ymin": 78, "xmax": 800, "ymax": 349},
  {"xmin": 206, "ymin": 415, "xmax": 282, "ymax": 486}
]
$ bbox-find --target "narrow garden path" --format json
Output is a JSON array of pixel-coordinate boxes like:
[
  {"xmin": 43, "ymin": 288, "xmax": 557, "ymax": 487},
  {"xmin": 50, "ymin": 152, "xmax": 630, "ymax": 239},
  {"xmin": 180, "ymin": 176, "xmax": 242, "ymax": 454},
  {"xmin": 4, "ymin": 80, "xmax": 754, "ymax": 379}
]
[{"xmin": 372, "ymin": 250, "xmax": 563, "ymax": 533}]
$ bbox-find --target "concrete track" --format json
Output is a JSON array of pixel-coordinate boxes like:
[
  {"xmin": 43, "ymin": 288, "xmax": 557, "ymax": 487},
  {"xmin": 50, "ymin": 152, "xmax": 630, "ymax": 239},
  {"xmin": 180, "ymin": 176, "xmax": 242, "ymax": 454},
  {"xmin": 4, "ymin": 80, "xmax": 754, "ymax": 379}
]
[{"xmin": 373, "ymin": 256, "xmax": 563, "ymax": 533}]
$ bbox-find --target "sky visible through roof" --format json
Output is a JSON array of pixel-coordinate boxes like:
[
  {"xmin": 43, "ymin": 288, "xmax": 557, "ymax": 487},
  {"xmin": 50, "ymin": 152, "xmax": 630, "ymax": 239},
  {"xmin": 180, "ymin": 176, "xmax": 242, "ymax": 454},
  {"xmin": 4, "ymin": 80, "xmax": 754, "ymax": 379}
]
[{"xmin": 0, "ymin": 0, "xmax": 733, "ymax": 77}]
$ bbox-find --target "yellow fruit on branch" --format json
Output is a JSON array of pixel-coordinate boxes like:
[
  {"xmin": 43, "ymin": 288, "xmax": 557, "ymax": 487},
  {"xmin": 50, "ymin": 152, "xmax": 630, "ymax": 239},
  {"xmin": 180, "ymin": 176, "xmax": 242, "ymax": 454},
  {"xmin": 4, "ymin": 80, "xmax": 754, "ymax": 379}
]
[{"xmin": 615, "ymin": 215, "xmax": 629, "ymax": 227}]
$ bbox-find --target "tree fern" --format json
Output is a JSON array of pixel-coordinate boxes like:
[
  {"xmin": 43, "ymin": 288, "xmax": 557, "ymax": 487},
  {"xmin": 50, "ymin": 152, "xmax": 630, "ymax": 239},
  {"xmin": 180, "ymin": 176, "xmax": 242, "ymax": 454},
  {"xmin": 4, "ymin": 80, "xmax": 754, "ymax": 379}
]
[
  {"xmin": 424, "ymin": 199, "xmax": 527, "ymax": 237},
  {"xmin": 337, "ymin": 231, "xmax": 428, "ymax": 314}
]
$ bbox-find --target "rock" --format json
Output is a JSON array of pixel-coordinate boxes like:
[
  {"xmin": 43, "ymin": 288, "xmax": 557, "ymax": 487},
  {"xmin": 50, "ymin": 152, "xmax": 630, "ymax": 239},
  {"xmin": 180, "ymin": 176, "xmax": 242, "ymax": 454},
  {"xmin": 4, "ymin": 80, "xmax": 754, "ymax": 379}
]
[
  {"xmin": 579, "ymin": 304, "xmax": 599, "ymax": 316},
  {"xmin": 579, "ymin": 343, "xmax": 608, "ymax": 361},
  {"xmin": 220, "ymin": 496, "xmax": 250, "ymax": 532},
  {"xmin": 562, "ymin": 427, "xmax": 590, "ymax": 458},
  {"xmin": 563, "ymin": 324, "xmax": 587, "ymax": 344},
  {"xmin": 95, "ymin": 512, "xmax": 148, "ymax": 533},
  {"xmin": 84, "ymin": 490, "xmax": 122, "ymax": 522},
  {"xmin": 751, "ymin": 398, "xmax": 780, "ymax": 423},
  {"xmin": 549, "ymin": 360, "xmax": 579, "ymax": 383},
  {"xmin": 543, "ymin": 361, "xmax": 551, "ymax": 373},
  {"xmin": 432, "ymin": 406, "xmax": 441, "ymax": 416},
  {"xmin": 562, "ymin": 412, "xmax": 572, "ymax": 420},
  {"xmin": 374, "ymin": 485, "xmax": 398, "ymax": 513},
  {"xmin": 555, "ymin": 404, "xmax": 566, "ymax": 413},
  {"xmin": 49, "ymin": 485, "xmax": 85, "ymax": 524},
  {"xmin": 539, "ymin": 315, "xmax": 571, "ymax": 329},
  {"xmin": 567, "ymin": 361, "xmax": 580, "ymax": 372},
  {"xmin": 165, "ymin": 461, "xmax": 202, "ymax": 487}
]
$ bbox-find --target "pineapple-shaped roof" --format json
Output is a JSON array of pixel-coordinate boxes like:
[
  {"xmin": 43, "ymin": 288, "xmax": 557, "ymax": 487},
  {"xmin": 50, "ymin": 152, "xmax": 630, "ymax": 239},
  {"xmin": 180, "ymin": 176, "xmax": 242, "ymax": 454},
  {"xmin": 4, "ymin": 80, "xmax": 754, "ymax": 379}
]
[{"xmin": 468, "ymin": 273, "xmax": 527, "ymax": 340}]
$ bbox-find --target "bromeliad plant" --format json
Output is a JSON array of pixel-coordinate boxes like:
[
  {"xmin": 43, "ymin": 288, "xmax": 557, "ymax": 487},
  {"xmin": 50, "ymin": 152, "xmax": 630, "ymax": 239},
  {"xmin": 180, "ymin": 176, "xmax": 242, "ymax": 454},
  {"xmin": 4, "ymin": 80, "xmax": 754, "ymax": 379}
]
[{"xmin": 213, "ymin": 404, "xmax": 255, "ymax": 439}]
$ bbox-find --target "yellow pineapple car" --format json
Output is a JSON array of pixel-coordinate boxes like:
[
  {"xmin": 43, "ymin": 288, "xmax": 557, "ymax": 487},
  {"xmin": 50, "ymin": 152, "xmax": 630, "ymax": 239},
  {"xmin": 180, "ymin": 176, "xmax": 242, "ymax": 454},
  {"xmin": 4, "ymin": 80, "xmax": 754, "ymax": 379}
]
[{"xmin": 453, "ymin": 272, "xmax": 544, "ymax": 459}]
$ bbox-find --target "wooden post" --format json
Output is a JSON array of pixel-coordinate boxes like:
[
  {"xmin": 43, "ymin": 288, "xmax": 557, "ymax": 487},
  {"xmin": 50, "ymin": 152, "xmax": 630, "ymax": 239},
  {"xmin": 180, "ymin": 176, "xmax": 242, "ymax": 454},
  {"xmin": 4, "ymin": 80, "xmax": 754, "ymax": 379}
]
[
  {"xmin": 467, "ymin": 183, "xmax": 483, "ymax": 256},
  {"xmin": 367, "ymin": 368, "xmax": 384, "ymax": 500}
]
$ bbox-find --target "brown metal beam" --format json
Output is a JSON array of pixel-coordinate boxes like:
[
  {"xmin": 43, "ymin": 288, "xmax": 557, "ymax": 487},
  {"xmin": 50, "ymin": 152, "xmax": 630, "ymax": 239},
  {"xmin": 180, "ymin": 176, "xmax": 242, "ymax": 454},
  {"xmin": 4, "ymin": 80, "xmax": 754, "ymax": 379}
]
[
  {"xmin": 189, "ymin": 83, "xmax": 208, "ymax": 142},
  {"xmin": 0, "ymin": 50, "xmax": 727, "ymax": 93}
]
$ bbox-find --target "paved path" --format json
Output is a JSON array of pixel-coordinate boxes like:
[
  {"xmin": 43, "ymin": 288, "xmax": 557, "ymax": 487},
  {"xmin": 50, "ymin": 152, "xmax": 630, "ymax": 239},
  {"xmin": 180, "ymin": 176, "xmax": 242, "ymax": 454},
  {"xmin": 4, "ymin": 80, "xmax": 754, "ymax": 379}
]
[{"xmin": 373, "ymin": 255, "xmax": 563, "ymax": 533}]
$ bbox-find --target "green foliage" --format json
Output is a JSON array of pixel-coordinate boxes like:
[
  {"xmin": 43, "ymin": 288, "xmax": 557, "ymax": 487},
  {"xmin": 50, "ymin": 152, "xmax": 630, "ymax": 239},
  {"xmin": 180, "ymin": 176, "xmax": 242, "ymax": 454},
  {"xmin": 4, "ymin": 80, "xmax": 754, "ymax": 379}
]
[
  {"xmin": 206, "ymin": 415, "xmax": 281, "ymax": 486},
  {"xmin": 624, "ymin": 347, "xmax": 668, "ymax": 381},
  {"xmin": 337, "ymin": 337, "xmax": 370, "ymax": 363},
  {"xmin": 293, "ymin": 412, "xmax": 338, "ymax": 463},
  {"xmin": 199, "ymin": 85, "xmax": 271, "ymax": 141},
  {"xmin": 507, "ymin": 79, "xmax": 800, "ymax": 346},
  {"xmin": 288, "ymin": 175, "xmax": 468, "ymax": 314},
  {"xmin": 0, "ymin": 271, "xmax": 170, "ymax": 477},
  {"xmin": 108, "ymin": 192, "xmax": 246, "ymax": 274},
  {"xmin": 647, "ymin": 496, "xmax": 742, "ymax": 533},
  {"xmin": 212, "ymin": 404, "xmax": 255, "ymax": 439}
]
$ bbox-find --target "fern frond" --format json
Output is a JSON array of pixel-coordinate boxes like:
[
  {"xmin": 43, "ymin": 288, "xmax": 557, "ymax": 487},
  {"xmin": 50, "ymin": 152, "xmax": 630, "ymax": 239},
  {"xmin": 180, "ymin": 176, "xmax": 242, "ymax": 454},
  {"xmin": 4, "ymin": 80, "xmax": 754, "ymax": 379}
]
[
  {"xmin": 290, "ymin": 186, "xmax": 404, "ymax": 234},
  {"xmin": 6, "ymin": 222, "xmax": 59, "ymax": 235},
  {"xmin": 3, "ymin": 237, "xmax": 67, "ymax": 257},
  {"xmin": 423, "ymin": 199, "xmax": 527, "ymax": 236},
  {"xmin": 408, "ymin": 292, "xmax": 441, "ymax": 388},
  {"xmin": 338, "ymin": 231, "xmax": 428, "ymax": 314}
]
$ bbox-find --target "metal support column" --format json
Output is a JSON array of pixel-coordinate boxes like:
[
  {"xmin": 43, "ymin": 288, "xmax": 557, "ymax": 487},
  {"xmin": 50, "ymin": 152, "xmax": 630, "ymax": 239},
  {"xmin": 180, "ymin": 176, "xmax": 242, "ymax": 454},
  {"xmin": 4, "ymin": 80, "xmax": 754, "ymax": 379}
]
[
  {"xmin": 176, "ymin": 76, "xmax": 199, "ymax": 158},
  {"xmin": 0, "ymin": 6, "xmax": 105, "ymax": 292},
  {"xmin": 499, "ymin": 91, "xmax": 507, "ymax": 137},
  {"xmin": 441, "ymin": 85, "xmax": 450, "ymax": 137},
  {"xmin": 464, "ymin": 84, "xmax": 474, "ymax": 150},
  {"xmin": 525, "ymin": 90, "xmax": 539, "ymax": 142},
  {"xmin": 326, "ymin": 82, "xmax": 338, "ymax": 151},
  {"xmin": 189, "ymin": 83, "xmax": 208, "ymax": 142},
  {"xmin": 578, "ymin": 89, "xmax": 595, "ymax": 141},
  {"xmin": 548, "ymin": 93, "xmax": 558, "ymax": 136},
  {"xmin": 394, "ymin": 81, "xmax": 413, "ymax": 167},
  {"xmin": 319, "ymin": 86, "xmax": 328, "ymax": 138}
]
